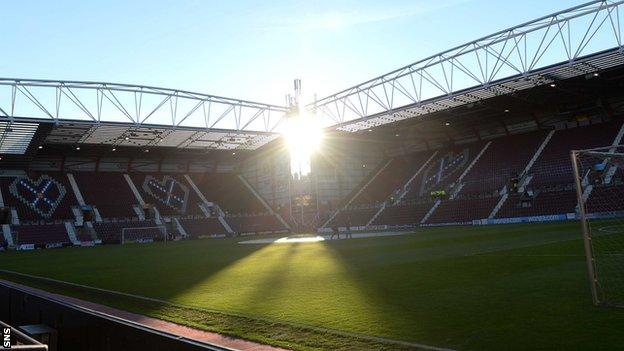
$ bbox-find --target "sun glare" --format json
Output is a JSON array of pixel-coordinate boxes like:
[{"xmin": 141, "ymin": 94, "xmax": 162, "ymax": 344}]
[{"xmin": 283, "ymin": 114, "xmax": 323, "ymax": 176}]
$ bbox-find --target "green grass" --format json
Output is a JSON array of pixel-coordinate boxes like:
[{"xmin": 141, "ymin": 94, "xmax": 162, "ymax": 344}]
[{"xmin": 1, "ymin": 221, "xmax": 624, "ymax": 350}]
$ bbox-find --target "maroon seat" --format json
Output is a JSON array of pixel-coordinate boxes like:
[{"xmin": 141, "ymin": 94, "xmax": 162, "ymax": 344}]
[
  {"xmin": 496, "ymin": 120, "xmax": 623, "ymax": 219},
  {"xmin": 328, "ymin": 206, "xmax": 378, "ymax": 227},
  {"xmin": 530, "ymin": 121, "xmax": 622, "ymax": 187},
  {"xmin": 1, "ymin": 172, "xmax": 78, "ymax": 221},
  {"xmin": 75, "ymin": 230, "xmax": 93, "ymax": 242},
  {"xmin": 191, "ymin": 173, "xmax": 265, "ymax": 214},
  {"xmin": 73, "ymin": 172, "xmax": 136, "ymax": 218},
  {"xmin": 129, "ymin": 174, "xmax": 191, "ymax": 217},
  {"xmin": 327, "ymin": 151, "xmax": 435, "ymax": 228},
  {"xmin": 93, "ymin": 220, "xmax": 161, "ymax": 244},
  {"xmin": 460, "ymin": 131, "xmax": 547, "ymax": 194},
  {"xmin": 373, "ymin": 201, "xmax": 434, "ymax": 227},
  {"xmin": 179, "ymin": 217, "xmax": 227, "ymax": 238},
  {"xmin": 427, "ymin": 197, "xmax": 499, "ymax": 224},
  {"xmin": 11, "ymin": 223, "xmax": 70, "ymax": 246},
  {"xmin": 403, "ymin": 144, "xmax": 485, "ymax": 201},
  {"xmin": 585, "ymin": 184, "xmax": 624, "ymax": 214},
  {"xmin": 226, "ymin": 214, "xmax": 286, "ymax": 234},
  {"xmin": 350, "ymin": 151, "xmax": 434, "ymax": 206},
  {"xmin": 171, "ymin": 175, "xmax": 206, "ymax": 216},
  {"xmin": 497, "ymin": 185, "xmax": 578, "ymax": 218},
  {"xmin": 427, "ymin": 132, "xmax": 547, "ymax": 223}
]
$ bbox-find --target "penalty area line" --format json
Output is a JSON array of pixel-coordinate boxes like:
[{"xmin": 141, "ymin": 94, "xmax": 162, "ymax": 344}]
[
  {"xmin": 597, "ymin": 225, "xmax": 624, "ymax": 234},
  {"xmin": 467, "ymin": 254, "xmax": 584, "ymax": 257},
  {"xmin": 0, "ymin": 269, "xmax": 455, "ymax": 351}
]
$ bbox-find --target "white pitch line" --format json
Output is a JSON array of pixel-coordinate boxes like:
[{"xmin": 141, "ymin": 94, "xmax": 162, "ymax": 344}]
[
  {"xmin": 596, "ymin": 225, "xmax": 624, "ymax": 235},
  {"xmin": 464, "ymin": 237, "xmax": 579, "ymax": 256},
  {"xmin": 471, "ymin": 254, "xmax": 584, "ymax": 257}
]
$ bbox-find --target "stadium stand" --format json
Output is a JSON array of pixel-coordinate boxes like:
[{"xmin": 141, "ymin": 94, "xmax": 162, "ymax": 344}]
[
  {"xmin": 178, "ymin": 217, "xmax": 227, "ymax": 238},
  {"xmin": 11, "ymin": 223, "xmax": 71, "ymax": 247},
  {"xmin": 75, "ymin": 228, "xmax": 94, "ymax": 243},
  {"xmin": 352, "ymin": 151, "xmax": 434, "ymax": 205},
  {"xmin": 172, "ymin": 175, "xmax": 208, "ymax": 216},
  {"xmin": 327, "ymin": 205, "xmax": 378, "ymax": 227},
  {"xmin": 401, "ymin": 143, "xmax": 485, "ymax": 201},
  {"xmin": 459, "ymin": 131, "xmax": 547, "ymax": 194},
  {"xmin": 354, "ymin": 143, "xmax": 485, "ymax": 227},
  {"xmin": 328, "ymin": 151, "xmax": 434, "ymax": 227},
  {"xmin": 0, "ymin": 172, "xmax": 78, "ymax": 221},
  {"xmin": 586, "ymin": 183, "xmax": 624, "ymax": 213},
  {"xmin": 93, "ymin": 219, "xmax": 163, "ymax": 244},
  {"xmin": 342, "ymin": 119, "xmax": 624, "ymax": 227},
  {"xmin": 73, "ymin": 172, "xmax": 137, "ymax": 218},
  {"xmin": 226, "ymin": 213, "xmax": 287, "ymax": 234},
  {"xmin": 428, "ymin": 196, "xmax": 500, "ymax": 224},
  {"xmin": 291, "ymin": 204, "xmax": 321, "ymax": 230},
  {"xmin": 0, "ymin": 168, "xmax": 291, "ymax": 247},
  {"xmin": 0, "ymin": 120, "xmax": 622, "ymax": 247},
  {"xmin": 129, "ymin": 174, "xmax": 191, "ymax": 217},
  {"xmin": 75, "ymin": 172, "xmax": 210, "ymax": 218},
  {"xmin": 372, "ymin": 200, "xmax": 435, "ymax": 227},
  {"xmin": 191, "ymin": 173, "xmax": 266, "ymax": 214},
  {"xmin": 497, "ymin": 120, "xmax": 623, "ymax": 218},
  {"xmin": 530, "ymin": 121, "xmax": 621, "ymax": 186},
  {"xmin": 427, "ymin": 131, "xmax": 547, "ymax": 223}
]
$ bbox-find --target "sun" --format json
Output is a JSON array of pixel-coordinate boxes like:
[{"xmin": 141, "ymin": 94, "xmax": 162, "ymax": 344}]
[{"xmin": 283, "ymin": 114, "xmax": 323, "ymax": 176}]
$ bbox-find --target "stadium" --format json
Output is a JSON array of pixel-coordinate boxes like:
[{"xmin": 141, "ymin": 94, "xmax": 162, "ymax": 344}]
[{"xmin": 1, "ymin": 1, "xmax": 624, "ymax": 350}]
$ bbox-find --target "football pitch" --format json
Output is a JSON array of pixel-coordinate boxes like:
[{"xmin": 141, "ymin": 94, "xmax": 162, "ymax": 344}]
[{"xmin": 1, "ymin": 222, "xmax": 624, "ymax": 350}]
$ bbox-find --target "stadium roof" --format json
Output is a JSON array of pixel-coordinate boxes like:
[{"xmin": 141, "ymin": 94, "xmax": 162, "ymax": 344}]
[
  {"xmin": 1, "ymin": 0, "xmax": 623, "ymax": 154},
  {"xmin": 310, "ymin": 0, "xmax": 624, "ymax": 132},
  {"xmin": 0, "ymin": 79, "xmax": 289, "ymax": 154}
]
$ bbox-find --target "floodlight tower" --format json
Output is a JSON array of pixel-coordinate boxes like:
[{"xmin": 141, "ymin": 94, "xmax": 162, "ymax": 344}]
[
  {"xmin": 284, "ymin": 79, "xmax": 322, "ymax": 232},
  {"xmin": 285, "ymin": 78, "xmax": 303, "ymax": 117}
]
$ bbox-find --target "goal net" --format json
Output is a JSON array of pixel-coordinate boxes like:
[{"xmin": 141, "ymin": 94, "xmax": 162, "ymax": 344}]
[
  {"xmin": 121, "ymin": 226, "xmax": 167, "ymax": 244},
  {"xmin": 572, "ymin": 145, "xmax": 624, "ymax": 307}
]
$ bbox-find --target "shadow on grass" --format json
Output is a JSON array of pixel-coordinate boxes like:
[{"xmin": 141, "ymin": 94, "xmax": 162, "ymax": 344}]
[
  {"xmin": 1, "ymin": 223, "xmax": 601, "ymax": 351},
  {"xmin": 318, "ymin": 223, "xmax": 624, "ymax": 350},
  {"xmin": 0, "ymin": 266, "xmax": 424, "ymax": 351}
]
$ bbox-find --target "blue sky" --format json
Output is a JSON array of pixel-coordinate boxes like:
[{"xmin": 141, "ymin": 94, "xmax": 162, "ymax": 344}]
[{"xmin": 2, "ymin": 0, "xmax": 583, "ymax": 105}]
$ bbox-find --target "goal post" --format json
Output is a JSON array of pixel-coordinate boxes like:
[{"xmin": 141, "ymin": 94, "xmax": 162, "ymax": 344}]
[
  {"xmin": 121, "ymin": 226, "xmax": 167, "ymax": 244},
  {"xmin": 572, "ymin": 146, "xmax": 624, "ymax": 307}
]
